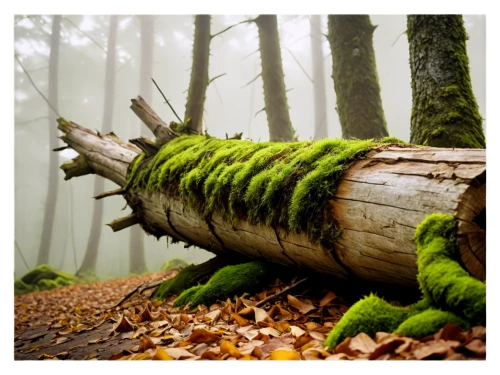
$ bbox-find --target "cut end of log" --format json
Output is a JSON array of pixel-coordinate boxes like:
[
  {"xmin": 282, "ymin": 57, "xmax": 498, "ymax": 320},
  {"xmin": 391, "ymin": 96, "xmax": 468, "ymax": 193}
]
[{"xmin": 456, "ymin": 171, "xmax": 486, "ymax": 281}]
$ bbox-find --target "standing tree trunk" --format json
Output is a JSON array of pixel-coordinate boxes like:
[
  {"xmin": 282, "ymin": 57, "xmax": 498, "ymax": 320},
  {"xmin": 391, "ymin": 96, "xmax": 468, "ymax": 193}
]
[
  {"xmin": 255, "ymin": 15, "xmax": 295, "ymax": 142},
  {"xmin": 327, "ymin": 15, "xmax": 389, "ymax": 140},
  {"xmin": 37, "ymin": 15, "xmax": 61, "ymax": 266},
  {"xmin": 128, "ymin": 15, "xmax": 153, "ymax": 275},
  {"xmin": 310, "ymin": 15, "xmax": 328, "ymax": 140},
  {"xmin": 77, "ymin": 16, "xmax": 118, "ymax": 276},
  {"xmin": 184, "ymin": 15, "xmax": 211, "ymax": 134},
  {"xmin": 407, "ymin": 15, "xmax": 486, "ymax": 148}
]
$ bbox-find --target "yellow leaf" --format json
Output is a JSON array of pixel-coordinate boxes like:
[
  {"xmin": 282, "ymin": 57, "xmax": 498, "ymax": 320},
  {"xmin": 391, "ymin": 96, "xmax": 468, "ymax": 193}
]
[
  {"xmin": 270, "ymin": 349, "xmax": 300, "ymax": 360},
  {"xmin": 152, "ymin": 348, "xmax": 174, "ymax": 360},
  {"xmin": 220, "ymin": 340, "xmax": 243, "ymax": 359}
]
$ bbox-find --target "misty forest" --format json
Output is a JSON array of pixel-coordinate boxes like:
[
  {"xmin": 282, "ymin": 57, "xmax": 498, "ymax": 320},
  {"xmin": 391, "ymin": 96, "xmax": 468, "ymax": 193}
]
[{"xmin": 14, "ymin": 14, "xmax": 486, "ymax": 361}]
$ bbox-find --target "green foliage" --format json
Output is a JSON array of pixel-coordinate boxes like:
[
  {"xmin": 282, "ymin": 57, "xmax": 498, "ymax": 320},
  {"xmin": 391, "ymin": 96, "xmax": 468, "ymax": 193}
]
[
  {"xmin": 173, "ymin": 261, "xmax": 272, "ymax": 308},
  {"xmin": 159, "ymin": 258, "xmax": 189, "ymax": 272},
  {"xmin": 14, "ymin": 264, "xmax": 79, "ymax": 296},
  {"xmin": 324, "ymin": 214, "xmax": 486, "ymax": 350},
  {"xmin": 127, "ymin": 135, "xmax": 404, "ymax": 244}
]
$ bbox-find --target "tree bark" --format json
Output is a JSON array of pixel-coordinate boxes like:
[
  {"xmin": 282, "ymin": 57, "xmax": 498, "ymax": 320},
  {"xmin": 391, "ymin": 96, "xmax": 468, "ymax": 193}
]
[
  {"xmin": 310, "ymin": 15, "xmax": 328, "ymax": 140},
  {"xmin": 77, "ymin": 16, "xmax": 118, "ymax": 276},
  {"xmin": 57, "ymin": 108, "xmax": 485, "ymax": 289},
  {"xmin": 37, "ymin": 15, "xmax": 61, "ymax": 266},
  {"xmin": 327, "ymin": 15, "xmax": 389, "ymax": 140},
  {"xmin": 255, "ymin": 15, "xmax": 295, "ymax": 142},
  {"xmin": 407, "ymin": 15, "xmax": 486, "ymax": 148},
  {"xmin": 128, "ymin": 15, "xmax": 154, "ymax": 275},
  {"xmin": 184, "ymin": 15, "xmax": 211, "ymax": 134}
]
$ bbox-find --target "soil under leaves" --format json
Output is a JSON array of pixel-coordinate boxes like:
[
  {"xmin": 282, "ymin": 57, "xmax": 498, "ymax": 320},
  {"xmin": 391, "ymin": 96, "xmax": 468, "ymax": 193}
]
[{"xmin": 14, "ymin": 269, "xmax": 486, "ymax": 360}]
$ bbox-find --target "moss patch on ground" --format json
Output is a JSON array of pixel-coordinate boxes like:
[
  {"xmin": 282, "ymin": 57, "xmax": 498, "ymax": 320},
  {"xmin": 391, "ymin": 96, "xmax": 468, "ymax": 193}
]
[
  {"xmin": 159, "ymin": 258, "xmax": 189, "ymax": 272},
  {"xmin": 127, "ymin": 135, "xmax": 405, "ymax": 245},
  {"xmin": 324, "ymin": 213, "xmax": 486, "ymax": 349},
  {"xmin": 15, "ymin": 265, "xmax": 79, "ymax": 296}
]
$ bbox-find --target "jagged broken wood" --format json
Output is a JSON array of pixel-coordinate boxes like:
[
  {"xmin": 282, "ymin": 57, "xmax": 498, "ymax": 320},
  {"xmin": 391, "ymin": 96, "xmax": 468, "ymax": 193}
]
[
  {"xmin": 107, "ymin": 213, "xmax": 139, "ymax": 232},
  {"xmin": 56, "ymin": 100, "xmax": 486, "ymax": 289}
]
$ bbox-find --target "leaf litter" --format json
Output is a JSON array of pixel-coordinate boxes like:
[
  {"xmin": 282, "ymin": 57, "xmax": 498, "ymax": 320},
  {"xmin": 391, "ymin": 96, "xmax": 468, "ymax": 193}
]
[{"xmin": 14, "ymin": 270, "xmax": 485, "ymax": 360}]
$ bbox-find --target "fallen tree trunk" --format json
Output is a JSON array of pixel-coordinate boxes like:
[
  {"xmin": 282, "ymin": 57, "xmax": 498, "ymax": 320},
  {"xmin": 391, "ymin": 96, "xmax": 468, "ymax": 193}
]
[{"xmin": 56, "ymin": 99, "xmax": 485, "ymax": 288}]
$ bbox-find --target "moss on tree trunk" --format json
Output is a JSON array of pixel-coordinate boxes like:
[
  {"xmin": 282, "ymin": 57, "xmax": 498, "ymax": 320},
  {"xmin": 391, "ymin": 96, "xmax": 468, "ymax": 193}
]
[
  {"xmin": 184, "ymin": 15, "xmax": 211, "ymax": 134},
  {"xmin": 255, "ymin": 15, "xmax": 295, "ymax": 142},
  {"xmin": 407, "ymin": 15, "xmax": 485, "ymax": 148},
  {"xmin": 327, "ymin": 15, "xmax": 389, "ymax": 140}
]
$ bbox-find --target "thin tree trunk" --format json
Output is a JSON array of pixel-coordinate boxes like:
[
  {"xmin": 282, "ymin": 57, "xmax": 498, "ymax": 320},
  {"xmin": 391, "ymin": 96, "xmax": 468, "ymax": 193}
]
[
  {"xmin": 128, "ymin": 15, "xmax": 153, "ymax": 275},
  {"xmin": 407, "ymin": 15, "xmax": 486, "ymax": 148},
  {"xmin": 37, "ymin": 15, "xmax": 61, "ymax": 266},
  {"xmin": 327, "ymin": 15, "xmax": 389, "ymax": 140},
  {"xmin": 77, "ymin": 16, "xmax": 118, "ymax": 276},
  {"xmin": 310, "ymin": 15, "xmax": 328, "ymax": 140},
  {"xmin": 184, "ymin": 15, "xmax": 211, "ymax": 134},
  {"xmin": 255, "ymin": 15, "xmax": 295, "ymax": 142},
  {"xmin": 58, "ymin": 112, "xmax": 486, "ymax": 288}
]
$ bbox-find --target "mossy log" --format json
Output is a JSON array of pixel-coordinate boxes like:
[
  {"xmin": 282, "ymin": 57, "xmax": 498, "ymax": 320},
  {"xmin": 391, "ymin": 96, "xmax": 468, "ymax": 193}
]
[{"xmin": 56, "ymin": 100, "xmax": 485, "ymax": 288}]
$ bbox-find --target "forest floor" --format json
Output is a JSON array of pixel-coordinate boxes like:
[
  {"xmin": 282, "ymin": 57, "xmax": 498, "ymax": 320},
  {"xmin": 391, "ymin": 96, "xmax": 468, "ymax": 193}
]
[{"xmin": 14, "ymin": 269, "xmax": 486, "ymax": 361}]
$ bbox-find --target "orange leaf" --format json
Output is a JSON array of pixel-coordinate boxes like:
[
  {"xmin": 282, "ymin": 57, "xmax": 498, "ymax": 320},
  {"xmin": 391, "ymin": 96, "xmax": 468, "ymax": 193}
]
[
  {"xmin": 270, "ymin": 349, "xmax": 300, "ymax": 360},
  {"xmin": 152, "ymin": 348, "xmax": 174, "ymax": 360},
  {"xmin": 319, "ymin": 291, "xmax": 337, "ymax": 306},
  {"xmin": 138, "ymin": 335, "xmax": 156, "ymax": 352},
  {"xmin": 187, "ymin": 328, "xmax": 220, "ymax": 343},
  {"xmin": 287, "ymin": 295, "xmax": 315, "ymax": 314},
  {"xmin": 231, "ymin": 313, "xmax": 250, "ymax": 327}
]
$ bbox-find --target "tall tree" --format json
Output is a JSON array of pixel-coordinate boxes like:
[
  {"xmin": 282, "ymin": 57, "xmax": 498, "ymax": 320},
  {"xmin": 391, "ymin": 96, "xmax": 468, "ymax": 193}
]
[
  {"xmin": 128, "ymin": 15, "xmax": 153, "ymax": 275},
  {"xmin": 407, "ymin": 15, "xmax": 486, "ymax": 148},
  {"xmin": 327, "ymin": 15, "xmax": 388, "ymax": 140},
  {"xmin": 184, "ymin": 15, "xmax": 211, "ymax": 134},
  {"xmin": 37, "ymin": 15, "xmax": 61, "ymax": 266},
  {"xmin": 310, "ymin": 15, "xmax": 328, "ymax": 140},
  {"xmin": 77, "ymin": 16, "xmax": 118, "ymax": 276},
  {"xmin": 255, "ymin": 15, "xmax": 295, "ymax": 142}
]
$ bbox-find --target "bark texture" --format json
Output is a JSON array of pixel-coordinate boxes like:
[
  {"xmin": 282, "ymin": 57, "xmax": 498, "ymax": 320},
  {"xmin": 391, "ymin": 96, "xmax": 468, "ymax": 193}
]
[
  {"xmin": 327, "ymin": 15, "xmax": 389, "ymax": 140},
  {"xmin": 184, "ymin": 15, "xmax": 211, "ymax": 134},
  {"xmin": 37, "ymin": 15, "xmax": 61, "ymax": 266},
  {"xmin": 255, "ymin": 15, "xmax": 295, "ymax": 142},
  {"xmin": 77, "ymin": 16, "xmax": 118, "ymax": 276},
  {"xmin": 57, "ymin": 109, "xmax": 485, "ymax": 289},
  {"xmin": 407, "ymin": 15, "xmax": 486, "ymax": 148},
  {"xmin": 310, "ymin": 15, "xmax": 328, "ymax": 140}
]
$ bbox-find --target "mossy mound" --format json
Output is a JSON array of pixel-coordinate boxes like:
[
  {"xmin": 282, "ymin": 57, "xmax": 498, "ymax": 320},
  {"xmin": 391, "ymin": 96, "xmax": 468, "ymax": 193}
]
[
  {"xmin": 127, "ymin": 135, "xmax": 405, "ymax": 245},
  {"xmin": 15, "ymin": 265, "xmax": 79, "ymax": 296},
  {"xmin": 150, "ymin": 264, "xmax": 199, "ymax": 301},
  {"xmin": 324, "ymin": 214, "xmax": 486, "ymax": 349},
  {"xmin": 174, "ymin": 261, "xmax": 272, "ymax": 308},
  {"xmin": 159, "ymin": 258, "xmax": 189, "ymax": 272}
]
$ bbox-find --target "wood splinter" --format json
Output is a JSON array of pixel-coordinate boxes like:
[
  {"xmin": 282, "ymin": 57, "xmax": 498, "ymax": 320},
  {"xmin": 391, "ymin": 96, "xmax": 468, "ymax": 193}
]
[
  {"xmin": 107, "ymin": 213, "xmax": 139, "ymax": 232},
  {"xmin": 60, "ymin": 155, "xmax": 93, "ymax": 181}
]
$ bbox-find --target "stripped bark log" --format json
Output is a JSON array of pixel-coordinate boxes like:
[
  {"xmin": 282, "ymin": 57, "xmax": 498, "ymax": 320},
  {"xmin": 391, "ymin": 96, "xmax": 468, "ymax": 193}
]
[{"xmin": 56, "ymin": 110, "xmax": 486, "ymax": 289}]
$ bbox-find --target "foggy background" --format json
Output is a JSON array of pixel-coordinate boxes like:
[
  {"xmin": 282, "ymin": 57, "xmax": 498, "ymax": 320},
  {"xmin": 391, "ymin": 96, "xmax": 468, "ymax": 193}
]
[{"xmin": 14, "ymin": 15, "xmax": 486, "ymax": 279}]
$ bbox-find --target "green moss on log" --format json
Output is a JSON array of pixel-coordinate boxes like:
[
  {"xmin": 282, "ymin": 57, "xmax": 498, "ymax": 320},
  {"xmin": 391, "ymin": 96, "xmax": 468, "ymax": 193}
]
[
  {"xmin": 150, "ymin": 264, "xmax": 199, "ymax": 300},
  {"xmin": 15, "ymin": 264, "xmax": 79, "ymax": 296},
  {"xmin": 128, "ymin": 135, "xmax": 405, "ymax": 245},
  {"xmin": 324, "ymin": 214, "xmax": 486, "ymax": 349},
  {"xmin": 174, "ymin": 261, "xmax": 272, "ymax": 308}
]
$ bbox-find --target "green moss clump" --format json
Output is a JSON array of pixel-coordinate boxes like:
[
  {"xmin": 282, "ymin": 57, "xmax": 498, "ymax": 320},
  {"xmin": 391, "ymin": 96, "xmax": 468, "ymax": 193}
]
[
  {"xmin": 395, "ymin": 309, "xmax": 468, "ymax": 338},
  {"xmin": 127, "ymin": 135, "xmax": 404, "ymax": 244},
  {"xmin": 323, "ymin": 294, "xmax": 408, "ymax": 349},
  {"xmin": 159, "ymin": 258, "xmax": 189, "ymax": 272},
  {"xmin": 15, "ymin": 264, "xmax": 79, "ymax": 296},
  {"xmin": 324, "ymin": 213, "xmax": 486, "ymax": 350},
  {"xmin": 173, "ymin": 261, "xmax": 272, "ymax": 308},
  {"xmin": 150, "ymin": 264, "xmax": 199, "ymax": 301}
]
